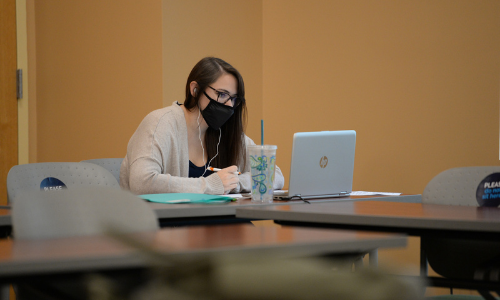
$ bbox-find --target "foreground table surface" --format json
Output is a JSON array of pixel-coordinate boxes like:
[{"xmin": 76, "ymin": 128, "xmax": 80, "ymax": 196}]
[{"xmin": 0, "ymin": 223, "xmax": 406, "ymax": 279}]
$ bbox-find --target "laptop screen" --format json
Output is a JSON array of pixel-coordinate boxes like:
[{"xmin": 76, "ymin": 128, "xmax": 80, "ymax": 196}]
[{"xmin": 287, "ymin": 130, "xmax": 356, "ymax": 198}]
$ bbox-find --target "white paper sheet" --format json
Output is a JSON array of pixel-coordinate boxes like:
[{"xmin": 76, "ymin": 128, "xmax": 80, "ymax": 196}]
[{"xmin": 350, "ymin": 191, "xmax": 401, "ymax": 196}]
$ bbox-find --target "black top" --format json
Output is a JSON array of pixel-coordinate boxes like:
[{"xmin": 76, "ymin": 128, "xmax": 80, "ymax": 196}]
[{"xmin": 189, "ymin": 161, "xmax": 214, "ymax": 178}]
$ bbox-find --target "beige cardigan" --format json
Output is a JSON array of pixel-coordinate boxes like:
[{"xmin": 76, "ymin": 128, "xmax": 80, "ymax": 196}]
[{"xmin": 120, "ymin": 102, "xmax": 285, "ymax": 195}]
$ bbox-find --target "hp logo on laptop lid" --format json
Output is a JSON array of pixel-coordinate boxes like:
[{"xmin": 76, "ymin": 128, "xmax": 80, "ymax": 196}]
[{"xmin": 320, "ymin": 156, "xmax": 328, "ymax": 168}]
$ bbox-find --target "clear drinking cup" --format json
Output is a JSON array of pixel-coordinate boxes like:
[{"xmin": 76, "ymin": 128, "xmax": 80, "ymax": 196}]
[{"xmin": 248, "ymin": 145, "xmax": 277, "ymax": 203}]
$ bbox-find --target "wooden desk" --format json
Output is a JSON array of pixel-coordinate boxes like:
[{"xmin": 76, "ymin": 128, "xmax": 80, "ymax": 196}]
[
  {"xmin": 235, "ymin": 201, "xmax": 500, "ymax": 290},
  {"xmin": 0, "ymin": 194, "xmax": 420, "ymax": 232},
  {"xmin": 235, "ymin": 200, "xmax": 500, "ymax": 238},
  {"xmin": 0, "ymin": 210, "xmax": 10, "ymax": 238},
  {"xmin": 0, "ymin": 210, "xmax": 10, "ymax": 226},
  {"xmin": 149, "ymin": 194, "xmax": 421, "ymax": 226},
  {"xmin": 0, "ymin": 223, "xmax": 406, "ymax": 282}
]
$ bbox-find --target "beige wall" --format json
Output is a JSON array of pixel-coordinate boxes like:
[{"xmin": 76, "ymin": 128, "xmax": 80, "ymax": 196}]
[
  {"xmin": 263, "ymin": 0, "xmax": 500, "ymax": 194},
  {"xmin": 29, "ymin": 1, "xmax": 499, "ymax": 193},
  {"xmin": 262, "ymin": 2, "xmax": 499, "ymax": 295},
  {"xmin": 29, "ymin": 0, "xmax": 264, "ymax": 162},
  {"xmin": 30, "ymin": 0, "xmax": 163, "ymax": 162},
  {"xmin": 162, "ymin": 0, "xmax": 263, "ymax": 142}
]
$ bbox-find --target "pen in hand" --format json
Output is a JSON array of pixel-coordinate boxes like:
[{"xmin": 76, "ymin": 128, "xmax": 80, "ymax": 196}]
[{"xmin": 207, "ymin": 167, "xmax": 241, "ymax": 175}]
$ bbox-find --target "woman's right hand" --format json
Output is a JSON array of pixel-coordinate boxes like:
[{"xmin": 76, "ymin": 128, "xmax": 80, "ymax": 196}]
[{"xmin": 216, "ymin": 165, "xmax": 239, "ymax": 193}]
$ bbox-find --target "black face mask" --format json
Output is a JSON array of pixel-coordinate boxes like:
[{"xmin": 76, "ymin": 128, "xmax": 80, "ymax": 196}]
[{"xmin": 201, "ymin": 93, "xmax": 234, "ymax": 130}]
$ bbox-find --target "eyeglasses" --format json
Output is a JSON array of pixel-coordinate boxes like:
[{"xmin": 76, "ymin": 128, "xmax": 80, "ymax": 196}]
[{"xmin": 205, "ymin": 86, "xmax": 243, "ymax": 107}]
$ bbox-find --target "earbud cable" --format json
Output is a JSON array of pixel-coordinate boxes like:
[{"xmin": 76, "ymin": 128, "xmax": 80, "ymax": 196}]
[{"xmin": 198, "ymin": 109, "xmax": 221, "ymax": 177}]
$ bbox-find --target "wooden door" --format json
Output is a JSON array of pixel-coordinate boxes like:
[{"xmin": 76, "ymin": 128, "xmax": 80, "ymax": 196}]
[{"xmin": 0, "ymin": 0, "xmax": 18, "ymax": 205}]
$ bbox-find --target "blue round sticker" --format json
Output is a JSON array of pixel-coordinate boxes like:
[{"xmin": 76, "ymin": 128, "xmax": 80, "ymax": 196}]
[
  {"xmin": 40, "ymin": 177, "xmax": 67, "ymax": 191},
  {"xmin": 476, "ymin": 173, "xmax": 500, "ymax": 207}
]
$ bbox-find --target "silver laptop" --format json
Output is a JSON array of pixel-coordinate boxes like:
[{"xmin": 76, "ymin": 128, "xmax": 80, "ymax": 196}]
[{"xmin": 274, "ymin": 130, "xmax": 356, "ymax": 200}]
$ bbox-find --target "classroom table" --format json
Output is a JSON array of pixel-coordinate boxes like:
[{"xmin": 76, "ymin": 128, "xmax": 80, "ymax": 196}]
[
  {"xmin": 0, "ymin": 194, "xmax": 421, "ymax": 232},
  {"xmin": 148, "ymin": 194, "xmax": 421, "ymax": 226},
  {"xmin": 0, "ymin": 223, "xmax": 407, "ymax": 284},
  {"xmin": 0, "ymin": 210, "xmax": 10, "ymax": 238},
  {"xmin": 0, "ymin": 210, "xmax": 10, "ymax": 226},
  {"xmin": 235, "ymin": 200, "xmax": 500, "ymax": 291}
]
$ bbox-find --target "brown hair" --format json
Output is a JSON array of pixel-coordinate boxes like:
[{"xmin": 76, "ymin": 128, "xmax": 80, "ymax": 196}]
[{"xmin": 184, "ymin": 57, "xmax": 247, "ymax": 170}]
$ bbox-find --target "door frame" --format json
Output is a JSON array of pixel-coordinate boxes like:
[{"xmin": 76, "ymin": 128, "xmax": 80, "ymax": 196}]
[{"xmin": 17, "ymin": 0, "xmax": 29, "ymax": 165}]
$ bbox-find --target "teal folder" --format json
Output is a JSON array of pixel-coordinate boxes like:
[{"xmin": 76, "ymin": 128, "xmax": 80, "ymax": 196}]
[{"xmin": 139, "ymin": 193, "xmax": 236, "ymax": 204}]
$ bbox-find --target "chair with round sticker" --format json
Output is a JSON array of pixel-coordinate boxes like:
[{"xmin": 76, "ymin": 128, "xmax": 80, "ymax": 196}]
[
  {"xmin": 422, "ymin": 166, "xmax": 500, "ymax": 299},
  {"xmin": 7, "ymin": 162, "xmax": 120, "ymax": 204}
]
